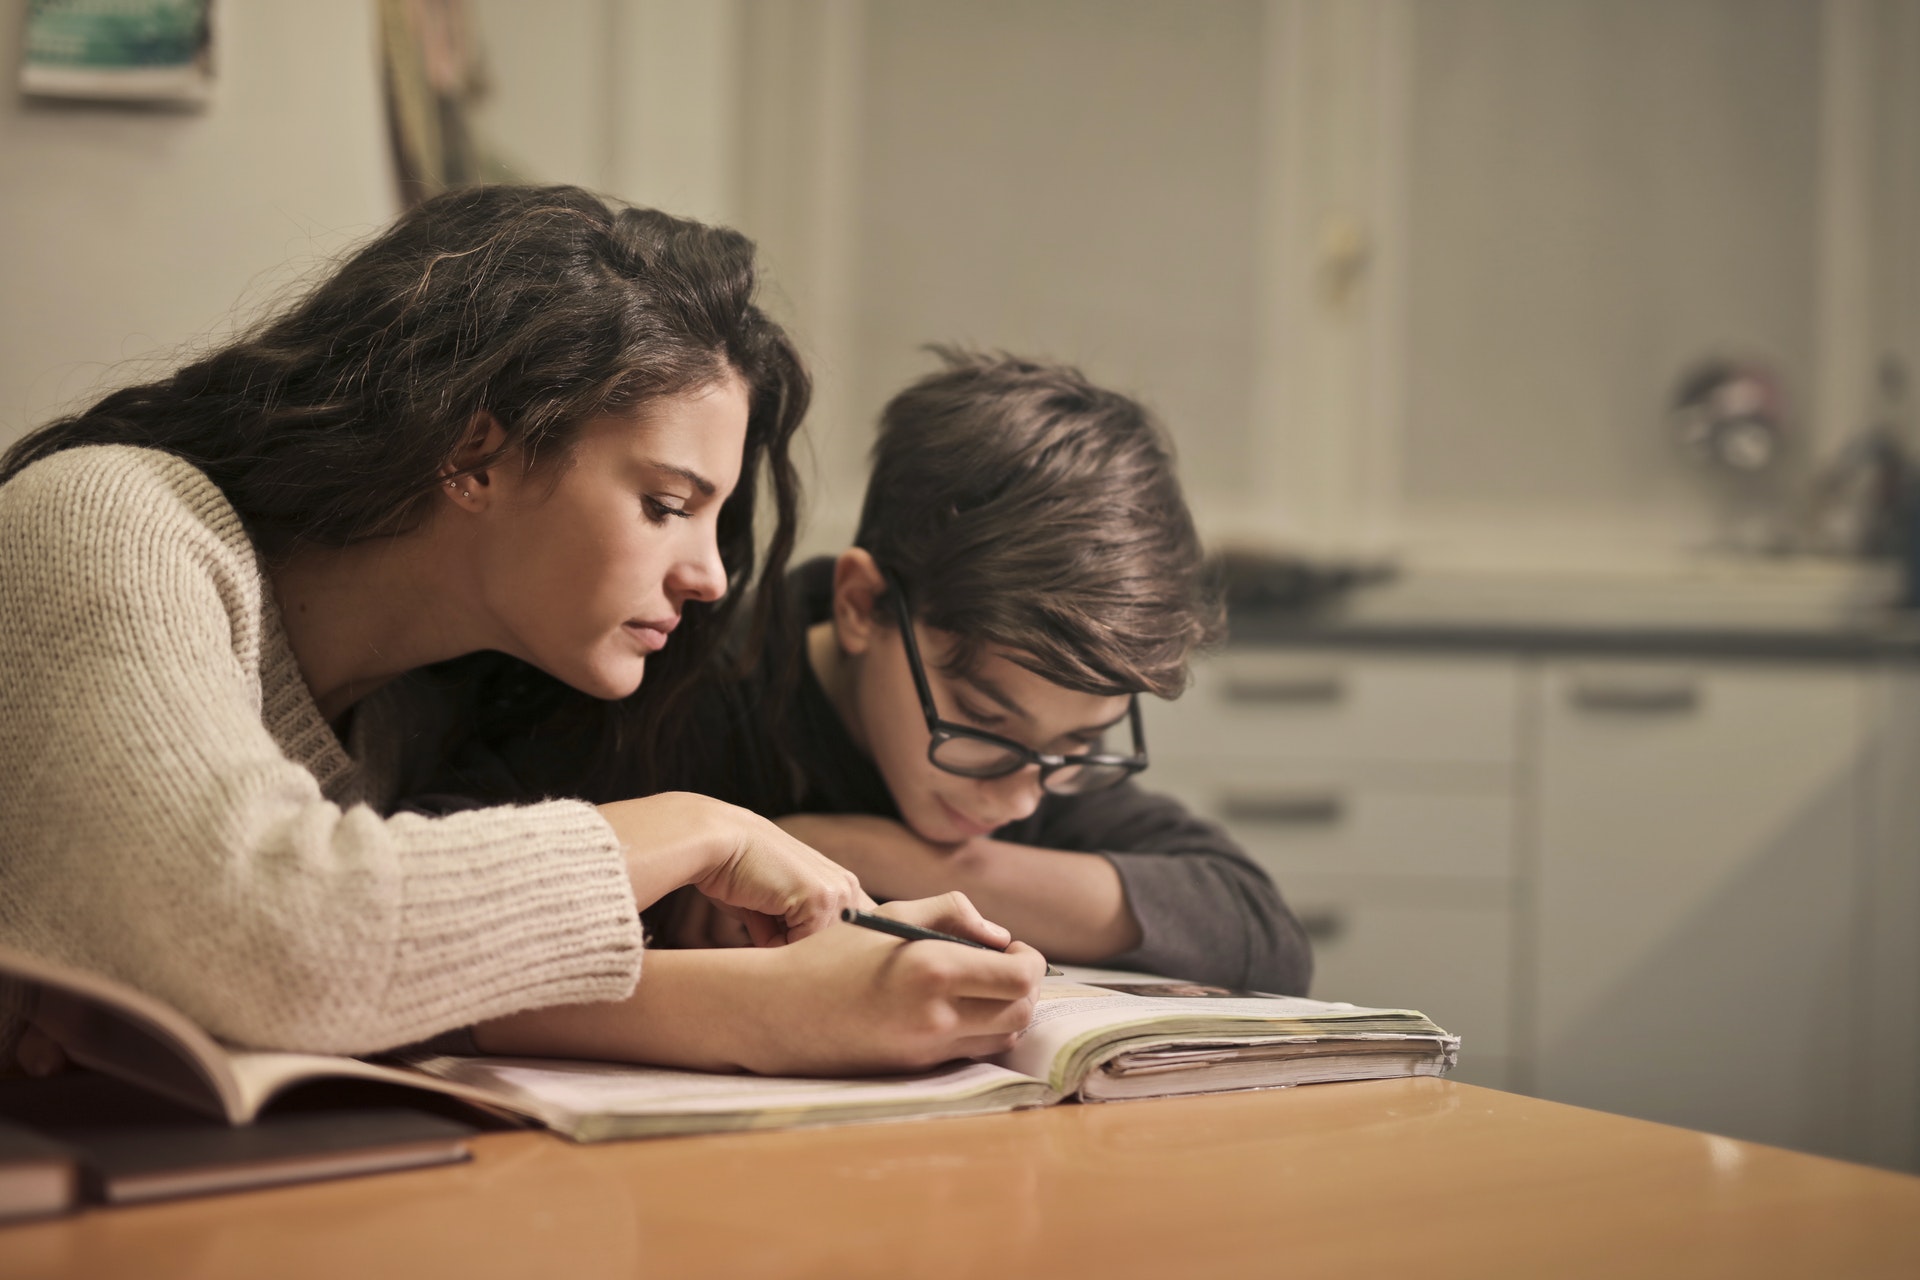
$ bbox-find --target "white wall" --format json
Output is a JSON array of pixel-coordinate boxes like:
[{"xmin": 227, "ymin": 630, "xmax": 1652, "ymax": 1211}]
[
  {"xmin": 470, "ymin": 0, "xmax": 740, "ymax": 224},
  {"xmin": 722, "ymin": 0, "xmax": 1916, "ymax": 568},
  {"xmin": 734, "ymin": 0, "xmax": 1269, "ymax": 554},
  {"xmin": 80, "ymin": 1, "xmax": 1893, "ymax": 573},
  {"xmin": 1398, "ymin": 0, "xmax": 1822, "ymax": 558},
  {"xmin": 0, "ymin": 2, "xmax": 393, "ymax": 447},
  {"xmin": 468, "ymin": 0, "xmax": 615, "ymax": 192}
]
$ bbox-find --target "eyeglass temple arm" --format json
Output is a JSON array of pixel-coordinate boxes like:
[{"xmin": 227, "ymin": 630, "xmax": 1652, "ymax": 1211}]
[
  {"xmin": 885, "ymin": 578, "xmax": 945, "ymax": 725},
  {"xmin": 1128, "ymin": 696, "xmax": 1149, "ymax": 766}
]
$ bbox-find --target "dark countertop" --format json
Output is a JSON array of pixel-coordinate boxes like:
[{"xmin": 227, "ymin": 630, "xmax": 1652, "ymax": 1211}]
[
  {"xmin": 1220, "ymin": 569, "xmax": 1920, "ymax": 661},
  {"xmin": 1227, "ymin": 610, "xmax": 1920, "ymax": 661}
]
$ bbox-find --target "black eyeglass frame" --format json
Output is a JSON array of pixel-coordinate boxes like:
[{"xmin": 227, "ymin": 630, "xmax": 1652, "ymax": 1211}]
[{"xmin": 883, "ymin": 575, "xmax": 1150, "ymax": 793}]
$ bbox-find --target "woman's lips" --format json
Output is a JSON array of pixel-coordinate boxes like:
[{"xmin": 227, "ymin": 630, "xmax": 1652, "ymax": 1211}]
[{"xmin": 622, "ymin": 618, "xmax": 676, "ymax": 652}]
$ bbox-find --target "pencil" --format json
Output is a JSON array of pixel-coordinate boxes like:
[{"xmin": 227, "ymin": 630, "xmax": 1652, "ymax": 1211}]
[{"xmin": 839, "ymin": 909, "xmax": 1064, "ymax": 977}]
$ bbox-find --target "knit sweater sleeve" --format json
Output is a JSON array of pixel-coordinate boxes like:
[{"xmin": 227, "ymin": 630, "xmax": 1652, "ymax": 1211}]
[{"xmin": 0, "ymin": 448, "xmax": 643, "ymax": 1054}]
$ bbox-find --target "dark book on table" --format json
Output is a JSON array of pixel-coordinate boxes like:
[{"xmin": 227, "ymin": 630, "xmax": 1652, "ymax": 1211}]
[
  {"xmin": 0, "ymin": 1116, "xmax": 82, "ymax": 1223},
  {"xmin": 0, "ymin": 1071, "xmax": 474, "ymax": 1208}
]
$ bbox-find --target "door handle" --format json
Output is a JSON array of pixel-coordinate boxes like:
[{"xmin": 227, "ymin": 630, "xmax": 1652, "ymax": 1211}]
[
  {"xmin": 1220, "ymin": 670, "xmax": 1346, "ymax": 705},
  {"xmin": 1219, "ymin": 789, "xmax": 1347, "ymax": 826},
  {"xmin": 1568, "ymin": 674, "xmax": 1702, "ymax": 713}
]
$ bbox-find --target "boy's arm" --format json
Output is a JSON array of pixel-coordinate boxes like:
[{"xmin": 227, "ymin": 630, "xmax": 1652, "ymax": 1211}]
[{"xmin": 1033, "ymin": 785, "xmax": 1313, "ymax": 995}]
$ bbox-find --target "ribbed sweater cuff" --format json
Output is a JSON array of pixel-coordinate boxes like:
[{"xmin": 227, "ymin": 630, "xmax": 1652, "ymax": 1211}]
[{"xmin": 381, "ymin": 800, "xmax": 643, "ymax": 1032}]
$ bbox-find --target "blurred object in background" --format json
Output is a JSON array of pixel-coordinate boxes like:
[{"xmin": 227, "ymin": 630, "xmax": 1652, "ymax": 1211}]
[
  {"xmin": 1210, "ymin": 547, "xmax": 1397, "ymax": 618},
  {"xmin": 380, "ymin": 0, "xmax": 511, "ymax": 205},
  {"xmin": 1669, "ymin": 357, "xmax": 1796, "ymax": 554},
  {"xmin": 19, "ymin": 0, "xmax": 214, "ymax": 107},
  {"xmin": 1801, "ymin": 356, "xmax": 1913, "ymax": 566},
  {"xmin": 1672, "ymin": 359, "xmax": 1790, "ymax": 477}
]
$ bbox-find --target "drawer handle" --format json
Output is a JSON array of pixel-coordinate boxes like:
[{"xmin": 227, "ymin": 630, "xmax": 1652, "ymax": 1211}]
[
  {"xmin": 1297, "ymin": 908, "xmax": 1348, "ymax": 944},
  {"xmin": 1220, "ymin": 672, "xmax": 1346, "ymax": 704},
  {"xmin": 1569, "ymin": 677, "xmax": 1701, "ymax": 713},
  {"xmin": 1219, "ymin": 790, "xmax": 1347, "ymax": 826}
]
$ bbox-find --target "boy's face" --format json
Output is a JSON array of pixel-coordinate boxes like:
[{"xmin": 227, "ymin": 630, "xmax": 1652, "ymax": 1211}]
[{"xmin": 832, "ymin": 555, "xmax": 1132, "ymax": 843}]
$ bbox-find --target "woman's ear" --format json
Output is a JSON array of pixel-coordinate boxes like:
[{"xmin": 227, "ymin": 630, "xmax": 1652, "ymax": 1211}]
[
  {"xmin": 439, "ymin": 411, "xmax": 510, "ymax": 509},
  {"xmin": 831, "ymin": 548, "xmax": 888, "ymax": 655}
]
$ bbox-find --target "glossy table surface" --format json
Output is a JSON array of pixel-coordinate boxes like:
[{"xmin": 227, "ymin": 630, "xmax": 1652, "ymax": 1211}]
[{"xmin": 4, "ymin": 1079, "xmax": 1919, "ymax": 1279}]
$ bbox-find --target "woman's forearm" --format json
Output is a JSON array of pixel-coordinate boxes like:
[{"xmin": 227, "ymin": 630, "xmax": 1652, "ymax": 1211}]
[
  {"xmin": 597, "ymin": 793, "xmax": 725, "ymax": 910},
  {"xmin": 473, "ymin": 948, "xmax": 763, "ymax": 1071}
]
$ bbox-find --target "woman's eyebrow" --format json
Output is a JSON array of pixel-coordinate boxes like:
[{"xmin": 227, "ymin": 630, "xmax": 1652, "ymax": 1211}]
[{"xmin": 644, "ymin": 460, "xmax": 717, "ymax": 496}]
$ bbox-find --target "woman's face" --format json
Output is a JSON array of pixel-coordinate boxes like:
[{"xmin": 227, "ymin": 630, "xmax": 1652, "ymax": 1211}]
[{"xmin": 474, "ymin": 375, "xmax": 748, "ymax": 699}]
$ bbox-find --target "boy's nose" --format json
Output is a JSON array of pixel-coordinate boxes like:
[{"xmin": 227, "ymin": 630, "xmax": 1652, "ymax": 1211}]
[{"xmin": 978, "ymin": 767, "xmax": 1046, "ymax": 828}]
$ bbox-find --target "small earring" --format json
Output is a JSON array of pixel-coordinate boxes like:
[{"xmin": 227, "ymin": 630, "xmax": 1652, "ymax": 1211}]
[{"xmin": 445, "ymin": 478, "xmax": 473, "ymax": 500}]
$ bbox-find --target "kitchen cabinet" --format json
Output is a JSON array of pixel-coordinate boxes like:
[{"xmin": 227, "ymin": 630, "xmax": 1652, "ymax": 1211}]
[
  {"xmin": 1146, "ymin": 645, "xmax": 1920, "ymax": 1167},
  {"xmin": 1532, "ymin": 660, "xmax": 1862, "ymax": 1160},
  {"xmin": 1145, "ymin": 652, "xmax": 1522, "ymax": 1091}
]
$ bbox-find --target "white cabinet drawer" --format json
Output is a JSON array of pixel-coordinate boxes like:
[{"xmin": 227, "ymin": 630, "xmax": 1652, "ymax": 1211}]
[
  {"xmin": 1532, "ymin": 659, "xmax": 1865, "ymax": 1157},
  {"xmin": 1147, "ymin": 650, "xmax": 1520, "ymax": 767},
  {"xmin": 1286, "ymin": 874, "xmax": 1513, "ymax": 1063},
  {"xmin": 1150, "ymin": 764, "xmax": 1516, "ymax": 881}
]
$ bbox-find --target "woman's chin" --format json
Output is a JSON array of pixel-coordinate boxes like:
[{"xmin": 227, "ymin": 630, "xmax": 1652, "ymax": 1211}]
[{"xmin": 564, "ymin": 656, "xmax": 646, "ymax": 702}]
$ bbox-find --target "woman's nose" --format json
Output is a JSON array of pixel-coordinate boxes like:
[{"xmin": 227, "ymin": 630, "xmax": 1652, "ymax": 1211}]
[{"xmin": 672, "ymin": 528, "xmax": 729, "ymax": 604}]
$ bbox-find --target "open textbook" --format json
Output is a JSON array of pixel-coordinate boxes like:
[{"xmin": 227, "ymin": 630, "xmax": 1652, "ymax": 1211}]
[{"xmin": 4, "ymin": 945, "xmax": 1457, "ymax": 1143}]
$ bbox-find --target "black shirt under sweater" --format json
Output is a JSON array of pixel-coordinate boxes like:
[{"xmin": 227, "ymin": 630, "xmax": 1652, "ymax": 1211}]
[{"xmin": 426, "ymin": 558, "xmax": 1313, "ymax": 995}]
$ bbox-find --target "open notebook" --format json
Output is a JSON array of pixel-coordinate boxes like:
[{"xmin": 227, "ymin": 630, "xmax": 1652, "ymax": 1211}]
[{"xmin": 4, "ymin": 944, "xmax": 1457, "ymax": 1142}]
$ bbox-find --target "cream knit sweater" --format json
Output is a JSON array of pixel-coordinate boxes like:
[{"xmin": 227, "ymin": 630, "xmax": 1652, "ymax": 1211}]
[{"xmin": 0, "ymin": 445, "xmax": 644, "ymax": 1054}]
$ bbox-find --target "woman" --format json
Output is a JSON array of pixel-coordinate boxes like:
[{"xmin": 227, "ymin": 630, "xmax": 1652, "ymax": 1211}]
[{"xmin": 0, "ymin": 185, "xmax": 1040, "ymax": 1074}]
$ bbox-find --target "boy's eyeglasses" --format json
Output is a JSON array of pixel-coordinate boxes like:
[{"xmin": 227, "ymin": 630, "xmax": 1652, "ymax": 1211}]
[{"xmin": 883, "ymin": 575, "xmax": 1149, "ymax": 796}]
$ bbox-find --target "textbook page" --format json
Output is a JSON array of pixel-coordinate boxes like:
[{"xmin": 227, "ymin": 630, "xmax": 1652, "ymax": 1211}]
[
  {"xmin": 406, "ymin": 1057, "xmax": 1051, "ymax": 1142},
  {"xmin": 220, "ymin": 1052, "xmax": 519, "ymax": 1125}
]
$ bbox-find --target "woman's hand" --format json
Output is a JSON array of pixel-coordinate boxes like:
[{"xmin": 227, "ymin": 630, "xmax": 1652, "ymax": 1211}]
[
  {"xmin": 773, "ymin": 813, "xmax": 952, "ymax": 900},
  {"xmin": 475, "ymin": 892, "xmax": 1046, "ymax": 1076},
  {"xmin": 774, "ymin": 812, "xmax": 1143, "ymax": 963},
  {"xmin": 597, "ymin": 792, "xmax": 871, "ymax": 945},
  {"xmin": 725, "ymin": 892, "xmax": 1042, "ymax": 1074}
]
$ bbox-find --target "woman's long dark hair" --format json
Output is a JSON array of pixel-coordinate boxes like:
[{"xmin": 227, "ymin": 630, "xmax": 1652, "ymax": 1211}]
[{"xmin": 0, "ymin": 184, "xmax": 806, "ymax": 779}]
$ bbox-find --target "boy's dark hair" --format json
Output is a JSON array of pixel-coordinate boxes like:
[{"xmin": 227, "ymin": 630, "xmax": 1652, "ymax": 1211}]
[{"xmin": 855, "ymin": 348, "xmax": 1222, "ymax": 698}]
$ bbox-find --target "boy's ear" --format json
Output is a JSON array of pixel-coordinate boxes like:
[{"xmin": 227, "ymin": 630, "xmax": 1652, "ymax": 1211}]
[
  {"xmin": 831, "ymin": 548, "xmax": 888, "ymax": 655},
  {"xmin": 439, "ymin": 411, "xmax": 510, "ymax": 510}
]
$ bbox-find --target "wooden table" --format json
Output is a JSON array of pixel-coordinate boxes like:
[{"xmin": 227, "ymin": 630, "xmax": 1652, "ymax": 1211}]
[{"xmin": 4, "ymin": 1079, "xmax": 1918, "ymax": 1279}]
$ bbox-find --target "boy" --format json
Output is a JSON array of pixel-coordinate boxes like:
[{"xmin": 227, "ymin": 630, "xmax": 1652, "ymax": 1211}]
[{"xmin": 473, "ymin": 350, "xmax": 1310, "ymax": 993}]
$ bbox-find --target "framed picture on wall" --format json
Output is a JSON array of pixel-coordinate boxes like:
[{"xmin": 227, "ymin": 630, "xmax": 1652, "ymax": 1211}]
[{"xmin": 20, "ymin": 0, "xmax": 216, "ymax": 107}]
